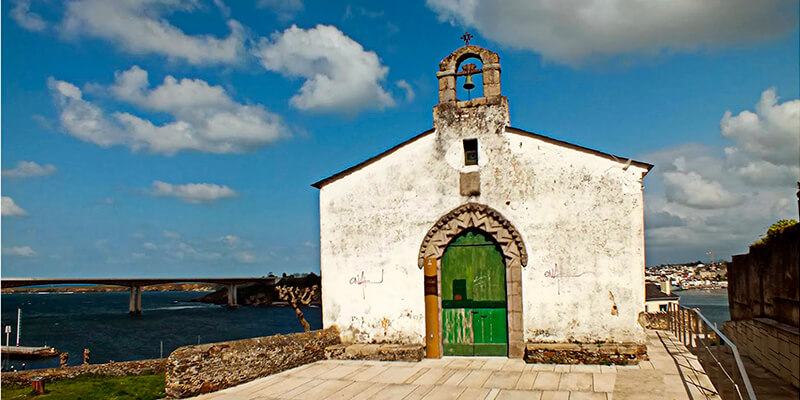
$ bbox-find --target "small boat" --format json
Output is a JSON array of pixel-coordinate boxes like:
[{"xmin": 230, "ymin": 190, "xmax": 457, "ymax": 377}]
[
  {"xmin": 2, "ymin": 308, "xmax": 60, "ymax": 360},
  {"xmin": 1, "ymin": 345, "xmax": 60, "ymax": 359}
]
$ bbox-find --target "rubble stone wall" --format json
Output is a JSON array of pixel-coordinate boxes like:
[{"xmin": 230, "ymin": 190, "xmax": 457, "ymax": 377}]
[
  {"xmin": 165, "ymin": 327, "xmax": 340, "ymax": 398},
  {"xmin": 0, "ymin": 358, "xmax": 166, "ymax": 386}
]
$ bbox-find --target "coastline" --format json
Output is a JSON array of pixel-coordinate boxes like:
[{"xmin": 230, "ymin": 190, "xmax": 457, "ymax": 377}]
[{"xmin": 1, "ymin": 283, "xmax": 219, "ymax": 294}]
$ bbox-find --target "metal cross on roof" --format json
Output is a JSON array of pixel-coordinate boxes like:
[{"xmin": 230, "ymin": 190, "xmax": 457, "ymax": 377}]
[{"xmin": 460, "ymin": 31, "xmax": 473, "ymax": 46}]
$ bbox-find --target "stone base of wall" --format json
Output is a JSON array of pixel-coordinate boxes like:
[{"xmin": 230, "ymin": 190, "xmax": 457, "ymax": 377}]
[
  {"xmin": 723, "ymin": 318, "xmax": 800, "ymax": 388},
  {"xmin": 524, "ymin": 342, "xmax": 647, "ymax": 365},
  {"xmin": 0, "ymin": 359, "xmax": 166, "ymax": 386},
  {"xmin": 165, "ymin": 327, "xmax": 340, "ymax": 398},
  {"xmin": 325, "ymin": 344, "xmax": 424, "ymax": 362}
]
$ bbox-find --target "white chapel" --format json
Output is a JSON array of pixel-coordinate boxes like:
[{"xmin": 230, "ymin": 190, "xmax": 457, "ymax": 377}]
[{"xmin": 312, "ymin": 42, "xmax": 652, "ymax": 361}]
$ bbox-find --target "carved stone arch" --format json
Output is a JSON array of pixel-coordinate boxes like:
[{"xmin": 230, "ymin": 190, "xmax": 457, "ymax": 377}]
[
  {"xmin": 436, "ymin": 45, "xmax": 502, "ymax": 102},
  {"xmin": 418, "ymin": 203, "xmax": 528, "ymax": 269},
  {"xmin": 439, "ymin": 45, "xmax": 500, "ymax": 73}
]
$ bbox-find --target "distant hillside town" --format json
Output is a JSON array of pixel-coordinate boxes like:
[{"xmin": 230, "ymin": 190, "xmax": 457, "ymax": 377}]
[{"xmin": 646, "ymin": 261, "xmax": 728, "ymax": 290}]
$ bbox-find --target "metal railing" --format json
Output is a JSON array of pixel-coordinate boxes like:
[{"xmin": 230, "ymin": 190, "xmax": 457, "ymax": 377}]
[{"xmin": 667, "ymin": 303, "xmax": 757, "ymax": 400}]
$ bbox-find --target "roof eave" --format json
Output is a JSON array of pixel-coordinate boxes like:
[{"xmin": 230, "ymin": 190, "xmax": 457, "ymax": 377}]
[
  {"xmin": 311, "ymin": 128, "xmax": 435, "ymax": 189},
  {"xmin": 505, "ymin": 126, "xmax": 654, "ymax": 174}
]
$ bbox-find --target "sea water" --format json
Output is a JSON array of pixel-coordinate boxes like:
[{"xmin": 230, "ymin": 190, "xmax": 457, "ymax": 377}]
[
  {"xmin": 675, "ymin": 288, "xmax": 730, "ymax": 327},
  {"xmin": 1, "ymin": 291, "xmax": 321, "ymax": 371}
]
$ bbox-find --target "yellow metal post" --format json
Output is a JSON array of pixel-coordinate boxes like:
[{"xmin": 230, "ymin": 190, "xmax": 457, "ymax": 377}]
[{"xmin": 424, "ymin": 257, "xmax": 440, "ymax": 358}]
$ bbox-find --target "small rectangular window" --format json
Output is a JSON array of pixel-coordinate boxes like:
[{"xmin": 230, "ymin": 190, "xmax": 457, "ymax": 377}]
[{"xmin": 464, "ymin": 139, "xmax": 478, "ymax": 166}]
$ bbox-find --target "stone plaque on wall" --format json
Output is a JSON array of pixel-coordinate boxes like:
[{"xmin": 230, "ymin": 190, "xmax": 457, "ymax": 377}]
[{"xmin": 460, "ymin": 171, "xmax": 480, "ymax": 196}]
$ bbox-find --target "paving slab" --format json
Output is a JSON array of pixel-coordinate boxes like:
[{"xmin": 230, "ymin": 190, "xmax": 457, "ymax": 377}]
[
  {"xmin": 421, "ymin": 385, "xmax": 466, "ymax": 400},
  {"xmin": 482, "ymin": 370, "xmax": 522, "ymax": 389},
  {"xmin": 568, "ymin": 392, "xmax": 607, "ymax": 400},
  {"xmin": 557, "ymin": 372, "xmax": 593, "ymax": 391},
  {"xmin": 495, "ymin": 389, "xmax": 542, "ymax": 399},
  {"xmin": 532, "ymin": 371, "xmax": 561, "ymax": 391},
  {"xmin": 461, "ymin": 369, "xmax": 493, "ymax": 388},
  {"xmin": 455, "ymin": 387, "xmax": 492, "ymax": 400},
  {"xmin": 540, "ymin": 391, "xmax": 569, "ymax": 400},
  {"xmin": 514, "ymin": 371, "xmax": 537, "ymax": 390},
  {"xmin": 592, "ymin": 372, "xmax": 616, "ymax": 392}
]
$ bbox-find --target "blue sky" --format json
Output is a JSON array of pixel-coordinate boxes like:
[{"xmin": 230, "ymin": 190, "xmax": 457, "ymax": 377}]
[{"xmin": 2, "ymin": 0, "xmax": 798, "ymax": 277}]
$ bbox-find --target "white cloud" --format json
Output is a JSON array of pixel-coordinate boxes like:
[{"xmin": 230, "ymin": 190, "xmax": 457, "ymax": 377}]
[
  {"xmin": 10, "ymin": 0, "xmax": 46, "ymax": 31},
  {"xmin": 2, "ymin": 161, "xmax": 57, "ymax": 178},
  {"xmin": 48, "ymin": 78, "xmax": 126, "ymax": 147},
  {"xmin": 151, "ymin": 181, "xmax": 237, "ymax": 203},
  {"xmin": 396, "ymin": 80, "xmax": 415, "ymax": 102},
  {"xmin": 721, "ymin": 88, "xmax": 800, "ymax": 185},
  {"xmin": 644, "ymin": 210, "xmax": 683, "ymax": 230},
  {"xmin": 163, "ymin": 230, "xmax": 181, "ymax": 239},
  {"xmin": 663, "ymin": 169, "xmax": 743, "ymax": 209},
  {"xmin": 49, "ymin": 67, "xmax": 289, "ymax": 154},
  {"xmin": 426, "ymin": 0, "xmax": 799, "ymax": 67},
  {"xmin": 213, "ymin": 0, "xmax": 231, "ymax": 18},
  {"xmin": 642, "ymin": 89, "xmax": 799, "ymax": 264},
  {"xmin": 221, "ymin": 234, "xmax": 240, "ymax": 246},
  {"xmin": 253, "ymin": 24, "xmax": 395, "ymax": 113},
  {"xmin": 257, "ymin": 0, "xmax": 304, "ymax": 21},
  {"xmin": 61, "ymin": 0, "xmax": 246, "ymax": 65},
  {"xmin": 236, "ymin": 251, "xmax": 255, "ymax": 263},
  {"xmin": 4, "ymin": 246, "xmax": 37, "ymax": 257},
  {"xmin": 143, "ymin": 242, "xmax": 158, "ymax": 250},
  {"xmin": 2, "ymin": 197, "xmax": 29, "ymax": 217}
]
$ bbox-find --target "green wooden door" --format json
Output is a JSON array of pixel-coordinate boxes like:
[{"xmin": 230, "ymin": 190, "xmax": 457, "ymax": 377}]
[{"xmin": 441, "ymin": 231, "xmax": 508, "ymax": 356}]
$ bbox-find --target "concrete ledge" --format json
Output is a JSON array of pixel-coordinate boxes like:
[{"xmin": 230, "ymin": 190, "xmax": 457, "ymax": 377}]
[
  {"xmin": 325, "ymin": 343, "xmax": 424, "ymax": 362},
  {"xmin": 0, "ymin": 358, "xmax": 166, "ymax": 386},
  {"xmin": 525, "ymin": 342, "xmax": 647, "ymax": 365},
  {"xmin": 165, "ymin": 327, "xmax": 340, "ymax": 398}
]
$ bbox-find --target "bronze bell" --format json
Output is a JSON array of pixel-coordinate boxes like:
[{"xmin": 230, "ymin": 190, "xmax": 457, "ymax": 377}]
[{"xmin": 462, "ymin": 74, "xmax": 475, "ymax": 90}]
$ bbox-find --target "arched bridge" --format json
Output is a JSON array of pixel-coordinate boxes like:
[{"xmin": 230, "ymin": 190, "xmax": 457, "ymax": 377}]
[{"xmin": 1, "ymin": 277, "xmax": 279, "ymax": 314}]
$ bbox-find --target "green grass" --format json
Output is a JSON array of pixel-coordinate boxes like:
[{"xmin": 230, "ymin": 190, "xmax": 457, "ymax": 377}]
[{"xmin": 1, "ymin": 373, "xmax": 165, "ymax": 400}]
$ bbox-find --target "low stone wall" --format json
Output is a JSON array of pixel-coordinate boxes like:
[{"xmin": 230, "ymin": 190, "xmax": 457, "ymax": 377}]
[
  {"xmin": 723, "ymin": 318, "xmax": 799, "ymax": 388},
  {"xmin": 0, "ymin": 358, "xmax": 166, "ymax": 386},
  {"xmin": 639, "ymin": 311, "xmax": 670, "ymax": 330},
  {"xmin": 524, "ymin": 342, "xmax": 647, "ymax": 365},
  {"xmin": 165, "ymin": 327, "xmax": 340, "ymax": 398},
  {"xmin": 325, "ymin": 343, "xmax": 424, "ymax": 361}
]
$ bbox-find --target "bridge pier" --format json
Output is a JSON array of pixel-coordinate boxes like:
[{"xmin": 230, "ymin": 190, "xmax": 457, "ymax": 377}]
[
  {"xmin": 129, "ymin": 286, "xmax": 142, "ymax": 314},
  {"xmin": 227, "ymin": 284, "xmax": 238, "ymax": 308}
]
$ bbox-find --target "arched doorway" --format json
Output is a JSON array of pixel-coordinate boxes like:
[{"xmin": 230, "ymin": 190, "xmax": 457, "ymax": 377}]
[
  {"xmin": 441, "ymin": 230, "xmax": 508, "ymax": 356},
  {"xmin": 419, "ymin": 203, "xmax": 527, "ymax": 358}
]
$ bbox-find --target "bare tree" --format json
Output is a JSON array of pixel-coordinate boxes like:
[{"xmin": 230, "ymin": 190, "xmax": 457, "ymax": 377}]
[{"xmin": 275, "ymin": 285, "xmax": 318, "ymax": 332}]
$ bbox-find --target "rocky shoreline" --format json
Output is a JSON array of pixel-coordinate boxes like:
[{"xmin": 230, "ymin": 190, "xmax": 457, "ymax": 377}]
[
  {"xmin": 191, "ymin": 274, "xmax": 321, "ymax": 307},
  {"xmin": 2, "ymin": 274, "xmax": 322, "ymax": 307}
]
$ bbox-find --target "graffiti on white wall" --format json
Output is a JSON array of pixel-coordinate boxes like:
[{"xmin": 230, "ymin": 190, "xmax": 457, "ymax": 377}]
[{"xmin": 349, "ymin": 269, "xmax": 385, "ymax": 299}]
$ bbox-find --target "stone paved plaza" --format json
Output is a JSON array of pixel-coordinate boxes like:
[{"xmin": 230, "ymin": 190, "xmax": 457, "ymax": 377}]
[{"xmin": 190, "ymin": 331, "xmax": 719, "ymax": 400}]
